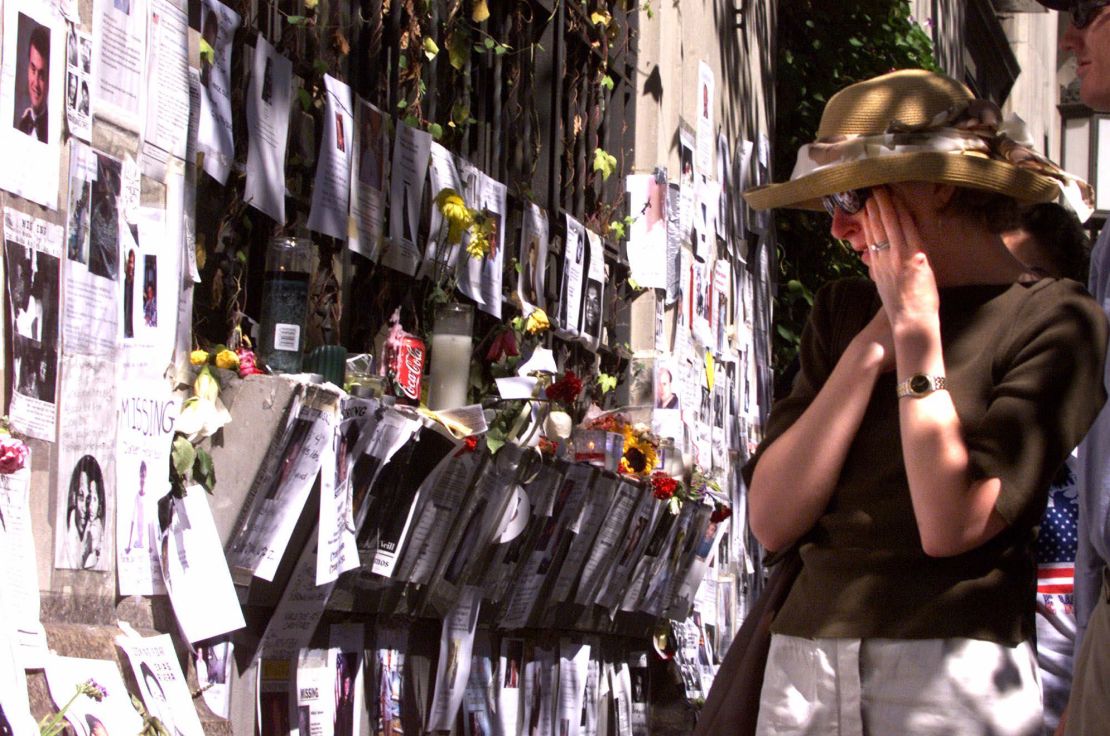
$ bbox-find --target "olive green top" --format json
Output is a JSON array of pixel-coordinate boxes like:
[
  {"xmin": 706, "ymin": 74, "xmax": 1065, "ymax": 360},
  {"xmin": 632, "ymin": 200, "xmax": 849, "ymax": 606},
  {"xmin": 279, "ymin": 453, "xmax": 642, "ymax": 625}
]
[{"xmin": 745, "ymin": 277, "xmax": 1108, "ymax": 645}]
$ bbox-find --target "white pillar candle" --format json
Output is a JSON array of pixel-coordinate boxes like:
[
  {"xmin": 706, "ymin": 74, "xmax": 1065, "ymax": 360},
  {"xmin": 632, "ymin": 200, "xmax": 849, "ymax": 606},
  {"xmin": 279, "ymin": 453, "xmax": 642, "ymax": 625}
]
[{"xmin": 427, "ymin": 333, "xmax": 472, "ymax": 410}]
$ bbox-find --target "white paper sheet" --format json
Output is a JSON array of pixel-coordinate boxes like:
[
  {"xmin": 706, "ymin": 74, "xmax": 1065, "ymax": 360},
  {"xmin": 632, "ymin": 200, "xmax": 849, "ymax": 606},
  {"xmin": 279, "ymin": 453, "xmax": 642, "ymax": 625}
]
[
  {"xmin": 579, "ymin": 227, "xmax": 604, "ymax": 350},
  {"xmin": 695, "ymin": 61, "xmax": 714, "ymax": 174},
  {"xmin": 44, "ymin": 656, "xmax": 145, "ymax": 736},
  {"xmin": 160, "ymin": 485, "xmax": 246, "ymax": 643},
  {"xmin": 307, "ymin": 74, "xmax": 354, "ymax": 241},
  {"xmin": 5, "ymin": 208, "xmax": 62, "ymax": 441},
  {"xmin": 427, "ymin": 586, "xmax": 481, "ymax": 731},
  {"xmin": 0, "ymin": 463, "xmax": 49, "ymax": 666},
  {"xmin": 626, "ymin": 171, "xmax": 667, "ymax": 289},
  {"xmin": 348, "ymin": 98, "xmax": 388, "ymax": 260},
  {"xmin": 64, "ymin": 25, "xmax": 92, "ymax": 141},
  {"xmin": 557, "ymin": 641, "xmax": 591, "ymax": 736},
  {"xmin": 143, "ymin": 0, "xmax": 189, "ymax": 159},
  {"xmin": 53, "ymin": 354, "xmax": 116, "ymax": 570},
  {"xmin": 384, "ymin": 121, "xmax": 432, "ymax": 275},
  {"xmin": 195, "ymin": 0, "xmax": 239, "ymax": 183},
  {"xmin": 295, "ymin": 648, "xmax": 336, "ymax": 736},
  {"xmin": 555, "ymin": 215, "xmax": 586, "ymax": 339},
  {"xmin": 0, "ymin": 0, "xmax": 64, "ymax": 209},
  {"xmin": 244, "ymin": 38, "xmax": 292, "ymax": 224},
  {"xmin": 194, "ymin": 636, "xmax": 232, "ymax": 719},
  {"xmin": 455, "ymin": 168, "xmax": 505, "ymax": 319},
  {"xmin": 417, "ymin": 141, "xmax": 463, "ymax": 280},
  {"xmin": 116, "ymin": 380, "xmax": 177, "ymax": 595},
  {"xmin": 116, "ymin": 632, "xmax": 206, "ymax": 736},
  {"xmin": 92, "ymin": 0, "xmax": 145, "ymax": 131},
  {"xmin": 0, "ymin": 633, "xmax": 36, "ymax": 736},
  {"xmin": 516, "ymin": 202, "xmax": 549, "ymax": 314}
]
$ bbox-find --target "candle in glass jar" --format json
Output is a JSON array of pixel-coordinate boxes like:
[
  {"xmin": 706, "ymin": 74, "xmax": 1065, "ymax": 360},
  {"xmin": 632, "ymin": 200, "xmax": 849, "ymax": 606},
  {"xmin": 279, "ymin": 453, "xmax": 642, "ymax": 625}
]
[{"xmin": 427, "ymin": 303, "xmax": 474, "ymax": 411}]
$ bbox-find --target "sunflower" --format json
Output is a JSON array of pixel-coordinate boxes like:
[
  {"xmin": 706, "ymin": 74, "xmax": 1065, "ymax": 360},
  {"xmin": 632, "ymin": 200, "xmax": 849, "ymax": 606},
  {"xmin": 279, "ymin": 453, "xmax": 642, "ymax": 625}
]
[{"xmin": 619, "ymin": 423, "xmax": 658, "ymax": 477}]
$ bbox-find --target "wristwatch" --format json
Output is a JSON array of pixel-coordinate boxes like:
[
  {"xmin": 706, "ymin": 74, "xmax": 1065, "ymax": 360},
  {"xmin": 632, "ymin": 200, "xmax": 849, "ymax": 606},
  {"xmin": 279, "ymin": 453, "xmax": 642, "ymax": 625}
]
[{"xmin": 896, "ymin": 374, "xmax": 947, "ymax": 399}]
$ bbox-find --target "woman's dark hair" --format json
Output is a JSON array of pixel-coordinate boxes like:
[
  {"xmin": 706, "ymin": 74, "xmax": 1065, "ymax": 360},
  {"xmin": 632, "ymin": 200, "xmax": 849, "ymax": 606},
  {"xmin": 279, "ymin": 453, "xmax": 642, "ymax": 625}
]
[
  {"xmin": 942, "ymin": 187, "xmax": 1022, "ymax": 233},
  {"xmin": 1016, "ymin": 202, "xmax": 1091, "ymax": 283}
]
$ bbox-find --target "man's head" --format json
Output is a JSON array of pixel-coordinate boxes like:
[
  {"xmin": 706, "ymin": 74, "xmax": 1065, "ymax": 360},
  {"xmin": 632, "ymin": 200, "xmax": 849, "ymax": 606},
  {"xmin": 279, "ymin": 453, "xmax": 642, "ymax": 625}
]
[
  {"xmin": 1040, "ymin": 0, "xmax": 1110, "ymax": 110},
  {"xmin": 126, "ymin": 249, "xmax": 135, "ymax": 278},
  {"xmin": 27, "ymin": 26, "xmax": 49, "ymax": 115}
]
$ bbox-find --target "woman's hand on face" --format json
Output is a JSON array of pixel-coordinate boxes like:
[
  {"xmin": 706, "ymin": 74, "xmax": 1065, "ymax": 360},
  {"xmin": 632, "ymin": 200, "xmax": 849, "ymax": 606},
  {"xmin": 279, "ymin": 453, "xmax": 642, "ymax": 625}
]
[{"xmin": 864, "ymin": 187, "xmax": 940, "ymax": 332}]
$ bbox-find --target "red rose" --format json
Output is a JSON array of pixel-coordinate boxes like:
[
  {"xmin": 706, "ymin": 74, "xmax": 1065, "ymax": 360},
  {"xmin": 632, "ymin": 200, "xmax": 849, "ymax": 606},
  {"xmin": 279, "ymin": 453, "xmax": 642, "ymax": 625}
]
[
  {"xmin": 651, "ymin": 472, "xmax": 678, "ymax": 500},
  {"xmin": 0, "ymin": 436, "xmax": 29, "ymax": 474}
]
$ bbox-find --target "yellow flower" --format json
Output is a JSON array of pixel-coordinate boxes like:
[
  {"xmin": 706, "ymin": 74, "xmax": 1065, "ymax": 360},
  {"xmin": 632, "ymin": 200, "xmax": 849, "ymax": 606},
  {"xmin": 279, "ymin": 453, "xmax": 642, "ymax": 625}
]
[
  {"xmin": 466, "ymin": 216, "xmax": 493, "ymax": 259},
  {"xmin": 619, "ymin": 423, "xmax": 658, "ymax": 477},
  {"xmin": 436, "ymin": 189, "xmax": 474, "ymax": 245},
  {"xmin": 214, "ymin": 349, "xmax": 240, "ymax": 370},
  {"xmin": 190, "ymin": 350, "xmax": 210, "ymax": 366},
  {"xmin": 525, "ymin": 308, "xmax": 551, "ymax": 334}
]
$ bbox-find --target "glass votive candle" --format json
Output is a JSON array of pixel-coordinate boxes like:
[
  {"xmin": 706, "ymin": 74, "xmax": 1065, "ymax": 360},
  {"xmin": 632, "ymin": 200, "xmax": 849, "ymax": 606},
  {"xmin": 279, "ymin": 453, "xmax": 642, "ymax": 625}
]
[
  {"xmin": 258, "ymin": 237, "xmax": 316, "ymax": 374},
  {"xmin": 427, "ymin": 302, "xmax": 474, "ymax": 411}
]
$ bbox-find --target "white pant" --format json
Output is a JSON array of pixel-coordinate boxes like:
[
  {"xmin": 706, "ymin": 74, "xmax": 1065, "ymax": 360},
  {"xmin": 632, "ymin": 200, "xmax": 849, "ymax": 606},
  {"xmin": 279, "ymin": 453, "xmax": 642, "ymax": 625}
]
[{"xmin": 755, "ymin": 634, "xmax": 1043, "ymax": 736}]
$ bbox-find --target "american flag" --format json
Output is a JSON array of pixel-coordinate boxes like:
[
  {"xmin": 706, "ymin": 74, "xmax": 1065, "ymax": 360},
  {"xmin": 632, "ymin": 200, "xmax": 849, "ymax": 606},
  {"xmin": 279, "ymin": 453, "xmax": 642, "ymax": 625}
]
[{"xmin": 1036, "ymin": 463, "xmax": 1078, "ymax": 598}]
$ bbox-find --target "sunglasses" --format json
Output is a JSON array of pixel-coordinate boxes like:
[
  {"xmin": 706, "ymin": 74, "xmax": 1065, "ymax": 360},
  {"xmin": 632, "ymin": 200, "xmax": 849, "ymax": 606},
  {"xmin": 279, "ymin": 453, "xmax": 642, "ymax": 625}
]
[
  {"xmin": 821, "ymin": 187, "xmax": 873, "ymax": 217},
  {"xmin": 1072, "ymin": 0, "xmax": 1110, "ymax": 29}
]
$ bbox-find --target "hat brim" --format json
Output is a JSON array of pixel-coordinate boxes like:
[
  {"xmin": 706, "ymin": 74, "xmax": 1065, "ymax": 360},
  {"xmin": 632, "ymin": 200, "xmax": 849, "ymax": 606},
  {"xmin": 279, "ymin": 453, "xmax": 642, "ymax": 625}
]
[{"xmin": 742, "ymin": 152, "xmax": 1062, "ymax": 211}]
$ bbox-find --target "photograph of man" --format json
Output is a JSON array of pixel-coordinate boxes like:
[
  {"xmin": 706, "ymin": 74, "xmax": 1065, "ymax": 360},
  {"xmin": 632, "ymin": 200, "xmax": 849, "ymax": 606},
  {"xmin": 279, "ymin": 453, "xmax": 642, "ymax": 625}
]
[
  {"xmin": 79, "ymin": 36, "xmax": 91, "ymax": 72},
  {"xmin": 7, "ymin": 242, "xmax": 59, "ymax": 403},
  {"xmin": 199, "ymin": 9, "xmax": 218, "ymax": 88},
  {"xmin": 78, "ymin": 80, "xmax": 89, "ymax": 115},
  {"xmin": 195, "ymin": 638, "xmax": 229, "ymax": 686},
  {"xmin": 88, "ymin": 154, "xmax": 121, "ymax": 280},
  {"xmin": 14, "ymin": 18, "xmax": 50, "ymax": 143},
  {"xmin": 143, "ymin": 255, "xmax": 157, "ymax": 327},
  {"xmin": 66, "ymin": 29, "xmax": 77, "ymax": 67},
  {"xmin": 333, "ymin": 651, "xmax": 357, "ymax": 736},
  {"xmin": 582, "ymin": 280, "xmax": 602, "ymax": 338},
  {"xmin": 66, "ymin": 71, "xmax": 77, "ymax": 110},
  {"xmin": 503, "ymin": 641, "xmax": 522, "ymax": 688},
  {"xmin": 122, "ymin": 249, "xmax": 135, "ymax": 338},
  {"xmin": 62, "ymin": 455, "xmax": 107, "ymax": 570},
  {"xmin": 655, "ymin": 365, "xmax": 679, "ymax": 409},
  {"xmin": 335, "ymin": 112, "xmax": 346, "ymax": 153}
]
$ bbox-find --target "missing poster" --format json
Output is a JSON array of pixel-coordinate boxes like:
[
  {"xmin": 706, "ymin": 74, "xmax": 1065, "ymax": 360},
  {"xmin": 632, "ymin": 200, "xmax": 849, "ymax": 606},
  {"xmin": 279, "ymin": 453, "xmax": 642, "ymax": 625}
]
[
  {"xmin": 307, "ymin": 74, "xmax": 354, "ymax": 241},
  {"xmin": 244, "ymin": 37, "xmax": 292, "ymax": 224},
  {"xmin": 349, "ymin": 98, "xmax": 388, "ymax": 259},
  {"xmin": 384, "ymin": 121, "xmax": 432, "ymax": 276},
  {"xmin": 195, "ymin": 0, "xmax": 240, "ymax": 183},
  {"xmin": 92, "ymin": 0, "xmax": 145, "ymax": 130},
  {"xmin": 63, "ymin": 25, "xmax": 91, "ymax": 141},
  {"xmin": 0, "ymin": 0, "xmax": 64, "ymax": 208}
]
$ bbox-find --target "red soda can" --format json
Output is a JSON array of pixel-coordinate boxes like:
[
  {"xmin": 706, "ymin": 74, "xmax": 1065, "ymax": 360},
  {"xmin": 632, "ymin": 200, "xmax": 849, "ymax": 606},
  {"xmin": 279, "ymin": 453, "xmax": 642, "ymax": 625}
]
[{"xmin": 387, "ymin": 333, "xmax": 425, "ymax": 404}]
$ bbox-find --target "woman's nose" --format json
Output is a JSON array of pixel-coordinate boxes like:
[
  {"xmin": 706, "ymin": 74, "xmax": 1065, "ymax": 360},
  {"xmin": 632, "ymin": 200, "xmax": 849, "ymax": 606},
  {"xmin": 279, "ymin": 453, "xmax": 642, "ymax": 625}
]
[{"xmin": 829, "ymin": 207, "xmax": 858, "ymax": 240}]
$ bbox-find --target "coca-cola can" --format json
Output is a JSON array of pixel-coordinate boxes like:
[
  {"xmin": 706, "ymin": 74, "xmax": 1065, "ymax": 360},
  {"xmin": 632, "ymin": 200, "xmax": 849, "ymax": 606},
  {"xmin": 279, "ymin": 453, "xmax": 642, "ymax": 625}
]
[{"xmin": 388, "ymin": 334, "xmax": 425, "ymax": 404}]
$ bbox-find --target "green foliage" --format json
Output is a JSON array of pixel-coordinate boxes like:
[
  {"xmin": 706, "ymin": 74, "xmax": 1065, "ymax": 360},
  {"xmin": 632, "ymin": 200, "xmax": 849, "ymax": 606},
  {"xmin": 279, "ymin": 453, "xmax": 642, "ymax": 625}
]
[
  {"xmin": 772, "ymin": 0, "xmax": 938, "ymax": 377},
  {"xmin": 592, "ymin": 148, "xmax": 617, "ymax": 181}
]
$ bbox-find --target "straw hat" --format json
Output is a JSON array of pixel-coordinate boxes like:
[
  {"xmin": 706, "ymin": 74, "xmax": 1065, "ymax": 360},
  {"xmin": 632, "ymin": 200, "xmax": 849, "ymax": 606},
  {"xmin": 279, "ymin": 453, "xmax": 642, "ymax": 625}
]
[{"xmin": 743, "ymin": 69, "xmax": 1087, "ymax": 214}]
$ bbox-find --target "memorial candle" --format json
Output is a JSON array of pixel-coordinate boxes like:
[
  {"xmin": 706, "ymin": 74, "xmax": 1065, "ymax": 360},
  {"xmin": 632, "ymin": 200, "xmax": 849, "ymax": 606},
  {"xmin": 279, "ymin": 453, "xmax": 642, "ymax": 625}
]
[
  {"xmin": 258, "ymin": 237, "xmax": 316, "ymax": 374},
  {"xmin": 427, "ymin": 302, "xmax": 474, "ymax": 411}
]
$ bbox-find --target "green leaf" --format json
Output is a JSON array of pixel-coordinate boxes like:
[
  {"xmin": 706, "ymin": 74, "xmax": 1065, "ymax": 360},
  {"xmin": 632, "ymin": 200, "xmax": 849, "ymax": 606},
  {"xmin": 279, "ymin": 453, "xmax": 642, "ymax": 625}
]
[
  {"xmin": 296, "ymin": 87, "xmax": 312, "ymax": 111},
  {"xmin": 493, "ymin": 44, "xmax": 508, "ymax": 56},
  {"xmin": 285, "ymin": 14, "xmax": 306, "ymax": 26},
  {"xmin": 313, "ymin": 58, "xmax": 328, "ymax": 77},
  {"xmin": 398, "ymin": 54, "xmax": 408, "ymax": 69},
  {"xmin": 199, "ymin": 38, "xmax": 215, "ymax": 65},
  {"xmin": 592, "ymin": 148, "xmax": 617, "ymax": 181},
  {"xmin": 483, "ymin": 37, "xmax": 496, "ymax": 49},
  {"xmin": 427, "ymin": 122, "xmax": 443, "ymax": 139},
  {"xmin": 600, "ymin": 74, "xmax": 614, "ymax": 91},
  {"xmin": 423, "ymin": 37, "xmax": 440, "ymax": 61},
  {"xmin": 597, "ymin": 373, "xmax": 617, "ymax": 394},
  {"xmin": 194, "ymin": 447, "xmax": 216, "ymax": 493},
  {"xmin": 396, "ymin": 98, "xmax": 409, "ymax": 110},
  {"xmin": 448, "ymin": 28, "xmax": 470, "ymax": 70},
  {"xmin": 172, "ymin": 436, "xmax": 196, "ymax": 478},
  {"xmin": 403, "ymin": 114, "xmax": 419, "ymax": 127}
]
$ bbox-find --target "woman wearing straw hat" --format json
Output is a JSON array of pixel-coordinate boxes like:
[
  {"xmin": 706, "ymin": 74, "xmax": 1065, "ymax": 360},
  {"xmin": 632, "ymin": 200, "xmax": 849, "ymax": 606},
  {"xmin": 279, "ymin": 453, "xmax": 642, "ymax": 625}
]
[{"xmin": 741, "ymin": 69, "xmax": 1108, "ymax": 734}]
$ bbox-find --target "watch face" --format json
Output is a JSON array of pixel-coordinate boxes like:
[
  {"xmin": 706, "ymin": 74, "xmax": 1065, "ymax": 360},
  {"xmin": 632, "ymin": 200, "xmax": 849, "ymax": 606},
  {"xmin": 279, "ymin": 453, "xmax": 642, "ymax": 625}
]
[{"xmin": 909, "ymin": 375, "xmax": 931, "ymax": 394}]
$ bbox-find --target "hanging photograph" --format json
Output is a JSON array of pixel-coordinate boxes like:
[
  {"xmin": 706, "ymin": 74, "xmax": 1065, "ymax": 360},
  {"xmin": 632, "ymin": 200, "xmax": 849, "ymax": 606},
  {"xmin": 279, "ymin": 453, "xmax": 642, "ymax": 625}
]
[
  {"xmin": 349, "ymin": 97, "xmax": 388, "ymax": 261},
  {"xmin": 307, "ymin": 74, "xmax": 354, "ymax": 241},
  {"xmin": 0, "ymin": 0, "xmax": 64, "ymax": 208},
  {"xmin": 194, "ymin": 0, "xmax": 240, "ymax": 183},
  {"xmin": 244, "ymin": 36, "xmax": 292, "ymax": 223}
]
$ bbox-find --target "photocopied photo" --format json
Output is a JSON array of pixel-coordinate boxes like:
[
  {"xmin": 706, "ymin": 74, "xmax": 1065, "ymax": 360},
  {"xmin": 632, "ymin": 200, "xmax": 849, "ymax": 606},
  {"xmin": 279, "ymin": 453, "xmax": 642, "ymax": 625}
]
[
  {"xmin": 244, "ymin": 36, "xmax": 292, "ymax": 224},
  {"xmin": 0, "ymin": 0, "xmax": 64, "ymax": 208}
]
